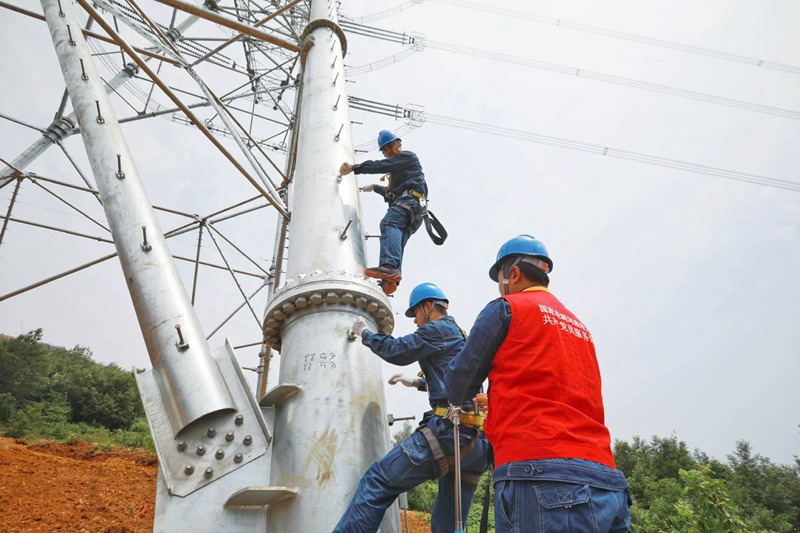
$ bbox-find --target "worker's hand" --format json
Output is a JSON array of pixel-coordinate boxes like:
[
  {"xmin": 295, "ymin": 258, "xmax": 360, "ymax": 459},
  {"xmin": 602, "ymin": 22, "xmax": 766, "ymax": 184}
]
[
  {"xmin": 388, "ymin": 373, "xmax": 415, "ymax": 387},
  {"xmin": 351, "ymin": 317, "xmax": 368, "ymax": 336},
  {"xmin": 339, "ymin": 162, "xmax": 353, "ymax": 176},
  {"xmin": 360, "ymin": 184, "xmax": 375, "ymax": 192},
  {"xmin": 473, "ymin": 393, "xmax": 488, "ymax": 412}
]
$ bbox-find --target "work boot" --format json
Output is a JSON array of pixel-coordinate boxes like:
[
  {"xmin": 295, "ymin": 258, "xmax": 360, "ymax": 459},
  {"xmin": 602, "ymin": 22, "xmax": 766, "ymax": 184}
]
[
  {"xmin": 364, "ymin": 265, "xmax": 401, "ymax": 281},
  {"xmin": 379, "ymin": 279, "xmax": 399, "ymax": 296}
]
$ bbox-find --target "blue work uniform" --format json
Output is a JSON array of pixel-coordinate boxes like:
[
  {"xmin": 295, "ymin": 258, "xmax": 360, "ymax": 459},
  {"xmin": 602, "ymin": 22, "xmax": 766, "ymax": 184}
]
[
  {"xmin": 333, "ymin": 316, "xmax": 490, "ymax": 533},
  {"xmin": 354, "ymin": 150, "xmax": 427, "ymax": 271}
]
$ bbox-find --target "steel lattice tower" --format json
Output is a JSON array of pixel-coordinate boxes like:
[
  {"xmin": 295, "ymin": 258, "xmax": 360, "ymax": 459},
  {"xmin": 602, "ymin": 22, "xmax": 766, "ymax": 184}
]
[{"xmin": 1, "ymin": 0, "xmax": 401, "ymax": 529}]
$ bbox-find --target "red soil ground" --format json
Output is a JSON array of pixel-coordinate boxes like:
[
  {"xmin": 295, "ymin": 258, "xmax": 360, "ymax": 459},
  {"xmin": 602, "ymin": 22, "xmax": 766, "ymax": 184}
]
[{"xmin": 0, "ymin": 437, "xmax": 431, "ymax": 532}]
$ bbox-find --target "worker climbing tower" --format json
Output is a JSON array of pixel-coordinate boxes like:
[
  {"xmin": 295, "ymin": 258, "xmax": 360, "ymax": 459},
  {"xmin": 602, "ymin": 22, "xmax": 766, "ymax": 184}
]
[{"xmin": 34, "ymin": 0, "xmax": 399, "ymax": 530}]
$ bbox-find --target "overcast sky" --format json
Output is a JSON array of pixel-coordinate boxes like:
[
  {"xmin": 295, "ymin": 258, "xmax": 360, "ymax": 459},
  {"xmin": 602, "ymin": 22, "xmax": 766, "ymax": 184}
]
[{"xmin": 1, "ymin": 0, "xmax": 798, "ymax": 465}]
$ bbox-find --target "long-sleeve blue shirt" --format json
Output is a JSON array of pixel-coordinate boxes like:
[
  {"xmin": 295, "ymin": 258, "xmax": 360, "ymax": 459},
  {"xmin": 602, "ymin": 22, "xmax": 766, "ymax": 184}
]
[
  {"xmin": 354, "ymin": 150, "xmax": 427, "ymax": 203},
  {"xmin": 445, "ymin": 298, "xmax": 511, "ymax": 406},
  {"xmin": 362, "ymin": 315, "xmax": 465, "ymax": 408}
]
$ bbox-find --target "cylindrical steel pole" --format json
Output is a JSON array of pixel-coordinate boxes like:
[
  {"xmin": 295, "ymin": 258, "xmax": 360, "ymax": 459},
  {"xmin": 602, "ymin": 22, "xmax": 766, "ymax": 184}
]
[
  {"xmin": 263, "ymin": 0, "xmax": 399, "ymax": 531},
  {"xmin": 41, "ymin": 0, "xmax": 235, "ymax": 436}
]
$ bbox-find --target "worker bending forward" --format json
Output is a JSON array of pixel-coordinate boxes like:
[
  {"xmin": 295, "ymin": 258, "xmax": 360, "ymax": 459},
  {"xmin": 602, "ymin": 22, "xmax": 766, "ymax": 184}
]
[
  {"xmin": 334, "ymin": 283, "xmax": 489, "ymax": 533},
  {"xmin": 340, "ymin": 130, "xmax": 427, "ymax": 293},
  {"xmin": 446, "ymin": 235, "xmax": 631, "ymax": 532}
]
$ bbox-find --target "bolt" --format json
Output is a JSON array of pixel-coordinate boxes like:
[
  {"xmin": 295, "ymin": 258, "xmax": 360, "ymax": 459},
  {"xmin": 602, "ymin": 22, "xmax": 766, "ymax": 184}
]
[
  {"xmin": 79, "ymin": 59, "xmax": 88, "ymax": 81},
  {"xmin": 234, "ymin": 414, "xmax": 244, "ymax": 426},
  {"xmin": 95, "ymin": 100, "xmax": 104, "ymax": 124},
  {"xmin": 225, "ymin": 431, "xmax": 235, "ymax": 442},
  {"xmin": 332, "ymin": 72, "xmax": 339, "ymax": 86},
  {"xmin": 184, "ymin": 464, "xmax": 195, "ymax": 475},
  {"xmin": 215, "ymin": 449, "xmax": 225, "ymax": 459},
  {"xmin": 339, "ymin": 219, "xmax": 352, "ymax": 239},
  {"xmin": 57, "ymin": 0, "xmax": 64, "ymax": 16},
  {"xmin": 196, "ymin": 445, "xmax": 206, "ymax": 456},
  {"xmin": 175, "ymin": 324, "xmax": 189, "ymax": 351},
  {"xmin": 334, "ymin": 123, "xmax": 344, "ymax": 142},
  {"xmin": 207, "ymin": 427, "xmax": 216, "ymax": 438},
  {"xmin": 141, "ymin": 226, "xmax": 152, "ymax": 252},
  {"xmin": 243, "ymin": 435, "xmax": 253, "ymax": 446},
  {"xmin": 295, "ymin": 296, "xmax": 308, "ymax": 308},
  {"xmin": 326, "ymin": 291, "xmax": 339, "ymax": 304},
  {"xmin": 333, "ymin": 95, "xmax": 341, "ymax": 111},
  {"xmin": 116, "ymin": 154, "xmax": 125, "ymax": 179},
  {"xmin": 234, "ymin": 453, "xmax": 243, "ymax": 464},
  {"xmin": 176, "ymin": 441, "xmax": 187, "ymax": 451},
  {"xmin": 204, "ymin": 467, "xmax": 213, "ymax": 479},
  {"xmin": 67, "ymin": 25, "xmax": 76, "ymax": 46},
  {"xmin": 331, "ymin": 56, "xmax": 337, "ymax": 69}
]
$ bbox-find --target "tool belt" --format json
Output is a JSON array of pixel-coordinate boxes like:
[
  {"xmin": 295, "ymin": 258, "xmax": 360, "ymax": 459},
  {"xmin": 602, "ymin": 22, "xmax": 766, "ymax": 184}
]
[{"xmin": 433, "ymin": 406, "xmax": 485, "ymax": 431}]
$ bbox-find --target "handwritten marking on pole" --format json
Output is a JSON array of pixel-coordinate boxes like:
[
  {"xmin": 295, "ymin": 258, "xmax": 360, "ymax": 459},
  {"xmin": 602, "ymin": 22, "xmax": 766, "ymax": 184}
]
[{"xmin": 303, "ymin": 352, "xmax": 337, "ymax": 371}]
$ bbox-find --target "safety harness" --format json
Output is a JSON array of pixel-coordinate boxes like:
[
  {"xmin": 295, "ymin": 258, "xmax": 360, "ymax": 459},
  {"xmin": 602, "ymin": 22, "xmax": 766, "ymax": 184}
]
[
  {"xmin": 419, "ymin": 426, "xmax": 483, "ymax": 489},
  {"xmin": 390, "ymin": 189, "xmax": 448, "ymax": 246},
  {"xmin": 418, "ymin": 407, "xmax": 486, "ymax": 490}
]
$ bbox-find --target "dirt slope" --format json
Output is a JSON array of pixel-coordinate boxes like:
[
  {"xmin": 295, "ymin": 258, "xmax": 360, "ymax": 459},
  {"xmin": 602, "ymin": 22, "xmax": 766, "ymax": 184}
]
[{"xmin": 0, "ymin": 437, "xmax": 430, "ymax": 532}]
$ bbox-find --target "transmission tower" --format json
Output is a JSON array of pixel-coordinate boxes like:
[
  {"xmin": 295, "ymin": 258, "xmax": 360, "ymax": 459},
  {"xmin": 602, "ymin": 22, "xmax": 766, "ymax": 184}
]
[{"xmin": 1, "ymin": 0, "xmax": 400, "ymax": 530}]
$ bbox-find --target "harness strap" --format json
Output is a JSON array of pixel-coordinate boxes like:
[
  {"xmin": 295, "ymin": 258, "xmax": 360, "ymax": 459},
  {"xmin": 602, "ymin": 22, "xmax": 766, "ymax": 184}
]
[
  {"xmin": 460, "ymin": 472, "xmax": 483, "ymax": 491},
  {"xmin": 421, "ymin": 422, "xmax": 484, "ymax": 488},
  {"xmin": 423, "ymin": 209, "xmax": 447, "ymax": 245},
  {"xmin": 420, "ymin": 426, "xmax": 450, "ymax": 478}
]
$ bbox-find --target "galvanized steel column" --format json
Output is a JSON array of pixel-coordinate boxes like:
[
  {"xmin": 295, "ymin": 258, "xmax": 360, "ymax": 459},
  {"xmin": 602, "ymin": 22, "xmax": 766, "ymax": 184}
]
[
  {"xmin": 41, "ymin": 0, "xmax": 235, "ymax": 435},
  {"xmin": 263, "ymin": 0, "xmax": 400, "ymax": 530}
]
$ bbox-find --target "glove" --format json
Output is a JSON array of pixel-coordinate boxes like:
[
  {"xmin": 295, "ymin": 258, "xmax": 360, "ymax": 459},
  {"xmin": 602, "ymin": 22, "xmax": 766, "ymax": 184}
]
[
  {"xmin": 339, "ymin": 161, "xmax": 353, "ymax": 176},
  {"xmin": 473, "ymin": 393, "xmax": 488, "ymax": 413},
  {"xmin": 351, "ymin": 317, "xmax": 368, "ymax": 336},
  {"xmin": 388, "ymin": 373, "xmax": 415, "ymax": 387}
]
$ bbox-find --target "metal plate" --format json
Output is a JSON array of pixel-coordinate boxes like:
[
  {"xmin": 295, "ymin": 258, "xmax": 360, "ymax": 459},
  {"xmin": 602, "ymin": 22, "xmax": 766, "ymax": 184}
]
[{"xmin": 137, "ymin": 339, "xmax": 271, "ymax": 497}]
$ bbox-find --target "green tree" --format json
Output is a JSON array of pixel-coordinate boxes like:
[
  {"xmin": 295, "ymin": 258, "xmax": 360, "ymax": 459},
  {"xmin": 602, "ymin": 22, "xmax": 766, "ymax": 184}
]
[{"xmin": 0, "ymin": 329, "xmax": 50, "ymax": 420}]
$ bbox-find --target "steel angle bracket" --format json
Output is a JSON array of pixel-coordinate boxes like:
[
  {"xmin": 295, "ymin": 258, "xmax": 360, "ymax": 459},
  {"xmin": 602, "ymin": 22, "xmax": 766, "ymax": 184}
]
[{"xmin": 137, "ymin": 339, "xmax": 271, "ymax": 497}]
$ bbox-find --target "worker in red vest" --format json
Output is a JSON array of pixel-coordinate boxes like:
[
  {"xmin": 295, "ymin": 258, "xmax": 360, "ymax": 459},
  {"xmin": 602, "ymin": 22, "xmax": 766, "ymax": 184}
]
[{"xmin": 446, "ymin": 234, "xmax": 631, "ymax": 532}]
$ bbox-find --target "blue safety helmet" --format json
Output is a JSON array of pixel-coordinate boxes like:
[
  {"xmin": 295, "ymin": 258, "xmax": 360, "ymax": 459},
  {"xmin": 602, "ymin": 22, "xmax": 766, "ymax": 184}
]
[
  {"xmin": 489, "ymin": 234, "xmax": 553, "ymax": 281},
  {"xmin": 405, "ymin": 283, "xmax": 448, "ymax": 317},
  {"xmin": 377, "ymin": 129, "xmax": 400, "ymax": 150}
]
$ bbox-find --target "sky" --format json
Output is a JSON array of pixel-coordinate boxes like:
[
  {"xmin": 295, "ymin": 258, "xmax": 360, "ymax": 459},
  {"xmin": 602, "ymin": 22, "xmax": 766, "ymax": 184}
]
[{"xmin": 1, "ymin": 0, "xmax": 799, "ymax": 466}]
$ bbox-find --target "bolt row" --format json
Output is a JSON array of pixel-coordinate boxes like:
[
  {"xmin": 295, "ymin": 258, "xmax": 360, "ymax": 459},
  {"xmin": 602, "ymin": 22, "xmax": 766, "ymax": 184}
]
[
  {"xmin": 264, "ymin": 285, "xmax": 393, "ymax": 351},
  {"xmin": 60, "ymin": 11, "xmax": 199, "ymax": 355},
  {"xmin": 177, "ymin": 418, "xmax": 251, "ymax": 478}
]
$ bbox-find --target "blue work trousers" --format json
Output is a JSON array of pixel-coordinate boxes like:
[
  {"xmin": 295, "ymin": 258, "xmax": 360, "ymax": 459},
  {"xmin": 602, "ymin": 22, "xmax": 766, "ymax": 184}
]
[
  {"xmin": 378, "ymin": 197, "xmax": 424, "ymax": 271},
  {"xmin": 493, "ymin": 459, "xmax": 631, "ymax": 533},
  {"xmin": 333, "ymin": 417, "xmax": 490, "ymax": 533}
]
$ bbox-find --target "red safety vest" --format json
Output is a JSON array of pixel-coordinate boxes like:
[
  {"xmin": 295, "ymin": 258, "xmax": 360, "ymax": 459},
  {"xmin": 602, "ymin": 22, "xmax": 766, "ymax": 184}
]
[{"xmin": 486, "ymin": 287, "xmax": 616, "ymax": 468}]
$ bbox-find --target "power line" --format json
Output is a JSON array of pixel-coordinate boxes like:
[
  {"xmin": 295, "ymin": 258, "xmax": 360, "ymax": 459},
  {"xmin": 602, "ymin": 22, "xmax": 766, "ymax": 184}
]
[
  {"xmin": 424, "ymin": 113, "xmax": 800, "ymax": 192},
  {"xmin": 426, "ymin": 40, "xmax": 800, "ymax": 121},
  {"xmin": 340, "ymin": 20, "xmax": 800, "ymax": 121},
  {"xmin": 347, "ymin": 97, "xmax": 800, "ymax": 192},
  {"xmin": 341, "ymin": 0, "xmax": 422, "ymax": 24},
  {"xmin": 430, "ymin": 0, "xmax": 800, "ymax": 76}
]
